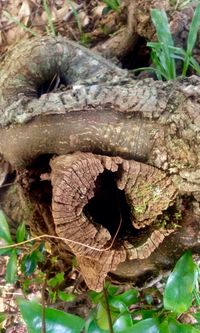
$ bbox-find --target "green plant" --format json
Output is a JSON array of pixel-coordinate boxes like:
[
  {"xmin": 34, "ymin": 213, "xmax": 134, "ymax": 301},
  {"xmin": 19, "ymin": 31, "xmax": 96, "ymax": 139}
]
[
  {"xmin": 102, "ymin": 0, "xmax": 121, "ymax": 12},
  {"xmin": 133, "ymin": 4, "xmax": 200, "ymax": 80},
  {"xmin": 148, "ymin": 9, "xmax": 176, "ymax": 80},
  {"xmin": 3, "ymin": 0, "xmax": 56, "ymax": 37},
  {"xmin": 170, "ymin": 0, "xmax": 194, "ymax": 10},
  {"xmin": 43, "ymin": 0, "xmax": 56, "ymax": 36},
  {"xmin": 65, "ymin": 0, "xmax": 91, "ymax": 46},
  {"xmin": 1, "ymin": 211, "xmax": 200, "ymax": 332},
  {"xmin": 18, "ymin": 299, "xmax": 85, "ymax": 333},
  {"xmin": 2, "ymin": 11, "xmax": 37, "ymax": 37}
]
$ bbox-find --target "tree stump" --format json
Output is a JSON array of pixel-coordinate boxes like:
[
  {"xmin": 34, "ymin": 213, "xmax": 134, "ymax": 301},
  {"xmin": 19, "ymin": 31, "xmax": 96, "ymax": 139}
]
[{"xmin": 0, "ymin": 35, "xmax": 200, "ymax": 290}]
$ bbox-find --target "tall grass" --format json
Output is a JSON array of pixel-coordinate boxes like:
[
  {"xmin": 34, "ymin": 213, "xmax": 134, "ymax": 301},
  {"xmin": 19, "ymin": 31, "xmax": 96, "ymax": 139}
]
[
  {"xmin": 133, "ymin": 3, "xmax": 200, "ymax": 80},
  {"xmin": 65, "ymin": 0, "xmax": 82, "ymax": 34},
  {"xmin": 148, "ymin": 9, "xmax": 176, "ymax": 80},
  {"xmin": 42, "ymin": 0, "xmax": 56, "ymax": 36}
]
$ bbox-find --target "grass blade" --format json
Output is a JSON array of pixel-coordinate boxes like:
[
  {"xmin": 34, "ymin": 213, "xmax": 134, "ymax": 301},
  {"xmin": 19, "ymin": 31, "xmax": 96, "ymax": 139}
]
[
  {"xmin": 182, "ymin": 3, "xmax": 200, "ymax": 75},
  {"xmin": 151, "ymin": 9, "xmax": 174, "ymax": 47},
  {"xmin": 43, "ymin": 0, "xmax": 56, "ymax": 36},
  {"xmin": 147, "ymin": 42, "xmax": 162, "ymax": 49},
  {"xmin": 103, "ymin": 0, "xmax": 121, "ymax": 11},
  {"xmin": 65, "ymin": 0, "xmax": 82, "ymax": 34},
  {"xmin": 3, "ymin": 11, "xmax": 37, "ymax": 37},
  {"xmin": 0, "ymin": 210, "xmax": 13, "ymax": 244},
  {"xmin": 150, "ymin": 9, "xmax": 176, "ymax": 79},
  {"xmin": 186, "ymin": 3, "xmax": 200, "ymax": 56},
  {"xmin": 5, "ymin": 250, "xmax": 18, "ymax": 284},
  {"xmin": 189, "ymin": 56, "xmax": 200, "ymax": 74},
  {"xmin": 151, "ymin": 50, "xmax": 169, "ymax": 80}
]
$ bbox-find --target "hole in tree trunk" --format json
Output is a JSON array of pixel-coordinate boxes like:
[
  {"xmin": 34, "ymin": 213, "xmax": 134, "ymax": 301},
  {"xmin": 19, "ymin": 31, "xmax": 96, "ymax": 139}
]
[
  {"xmin": 121, "ymin": 37, "xmax": 151, "ymax": 70},
  {"xmin": 27, "ymin": 154, "xmax": 53, "ymax": 206},
  {"xmin": 83, "ymin": 170, "xmax": 133, "ymax": 238},
  {"xmin": 37, "ymin": 74, "xmax": 68, "ymax": 97}
]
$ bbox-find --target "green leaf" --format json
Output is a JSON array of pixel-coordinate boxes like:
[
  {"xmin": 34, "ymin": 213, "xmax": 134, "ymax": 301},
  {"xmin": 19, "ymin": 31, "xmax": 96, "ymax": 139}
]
[
  {"xmin": 109, "ymin": 289, "xmax": 138, "ymax": 308},
  {"xmin": 133, "ymin": 309, "xmax": 158, "ymax": 321},
  {"xmin": 18, "ymin": 299, "xmax": 85, "ymax": 333},
  {"xmin": 21, "ymin": 245, "xmax": 44, "ymax": 276},
  {"xmin": 65, "ymin": 0, "xmax": 82, "ymax": 34},
  {"xmin": 85, "ymin": 309, "xmax": 108, "ymax": 333},
  {"xmin": 85, "ymin": 319, "xmax": 108, "ymax": 333},
  {"xmin": 106, "ymin": 283, "xmax": 119, "ymax": 296},
  {"xmin": 0, "ymin": 312, "xmax": 7, "ymax": 324},
  {"xmin": 48, "ymin": 289, "xmax": 57, "ymax": 303},
  {"xmin": 150, "ymin": 9, "xmax": 176, "ymax": 79},
  {"xmin": 21, "ymin": 253, "xmax": 37, "ymax": 276},
  {"xmin": 151, "ymin": 9, "xmax": 174, "ymax": 47},
  {"xmin": 47, "ymin": 272, "xmax": 64, "ymax": 288},
  {"xmin": 3, "ymin": 11, "xmax": 37, "ymax": 37},
  {"xmin": 96, "ymin": 303, "xmax": 110, "ymax": 331},
  {"xmin": 0, "ymin": 210, "xmax": 13, "ymax": 244},
  {"xmin": 113, "ymin": 313, "xmax": 134, "ymax": 332},
  {"xmin": 42, "ymin": 0, "xmax": 56, "ymax": 36},
  {"xmin": 193, "ymin": 288, "xmax": 200, "ymax": 306},
  {"xmin": 16, "ymin": 222, "xmax": 26, "ymax": 243},
  {"xmin": 189, "ymin": 56, "xmax": 200, "ymax": 74},
  {"xmin": 194, "ymin": 312, "xmax": 200, "ymax": 323},
  {"xmin": 182, "ymin": 3, "xmax": 200, "ymax": 75},
  {"xmin": 145, "ymin": 294, "xmax": 154, "ymax": 305},
  {"xmin": 129, "ymin": 318, "xmax": 160, "ymax": 333},
  {"xmin": 88, "ymin": 290, "xmax": 103, "ymax": 304},
  {"xmin": 5, "ymin": 250, "xmax": 18, "ymax": 284},
  {"xmin": 0, "ymin": 248, "xmax": 13, "ymax": 256},
  {"xmin": 164, "ymin": 251, "xmax": 198, "ymax": 314},
  {"xmin": 102, "ymin": 0, "xmax": 120, "ymax": 11},
  {"xmin": 58, "ymin": 291, "xmax": 75, "ymax": 302},
  {"xmin": 186, "ymin": 3, "xmax": 200, "ymax": 56},
  {"xmin": 160, "ymin": 318, "xmax": 200, "ymax": 333}
]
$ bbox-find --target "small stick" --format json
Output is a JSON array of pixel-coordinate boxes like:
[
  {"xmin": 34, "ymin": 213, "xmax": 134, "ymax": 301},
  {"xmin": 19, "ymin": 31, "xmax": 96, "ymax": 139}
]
[{"xmin": 103, "ymin": 284, "xmax": 114, "ymax": 333}]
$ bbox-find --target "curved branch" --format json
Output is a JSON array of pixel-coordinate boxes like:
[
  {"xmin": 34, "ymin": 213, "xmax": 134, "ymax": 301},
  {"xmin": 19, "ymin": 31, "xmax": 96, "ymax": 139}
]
[{"xmin": 0, "ymin": 37, "xmax": 200, "ymax": 198}]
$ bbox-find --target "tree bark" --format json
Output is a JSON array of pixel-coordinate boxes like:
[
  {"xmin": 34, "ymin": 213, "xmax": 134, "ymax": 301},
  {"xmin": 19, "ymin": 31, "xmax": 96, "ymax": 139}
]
[{"xmin": 0, "ymin": 36, "xmax": 200, "ymax": 290}]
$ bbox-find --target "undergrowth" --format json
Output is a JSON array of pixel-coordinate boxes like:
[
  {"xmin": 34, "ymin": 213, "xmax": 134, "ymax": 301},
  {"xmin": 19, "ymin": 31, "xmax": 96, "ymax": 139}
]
[
  {"xmin": 2, "ymin": 0, "xmax": 91, "ymax": 46},
  {"xmin": 170, "ymin": 0, "xmax": 196, "ymax": 10},
  {"xmin": 134, "ymin": 3, "xmax": 200, "ymax": 80},
  {"xmin": 102, "ymin": 0, "xmax": 121, "ymax": 12},
  {"xmin": 0, "ymin": 210, "xmax": 200, "ymax": 332}
]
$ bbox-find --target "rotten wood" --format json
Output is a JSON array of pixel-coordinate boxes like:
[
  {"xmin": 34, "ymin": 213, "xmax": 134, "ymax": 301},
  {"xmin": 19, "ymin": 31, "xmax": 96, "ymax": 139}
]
[
  {"xmin": 50, "ymin": 152, "xmax": 177, "ymax": 290},
  {"xmin": 0, "ymin": 35, "xmax": 200, "ymax": 290}
]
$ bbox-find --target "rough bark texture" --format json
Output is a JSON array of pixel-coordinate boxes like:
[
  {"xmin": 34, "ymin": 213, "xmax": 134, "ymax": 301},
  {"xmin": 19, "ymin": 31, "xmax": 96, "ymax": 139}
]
[{"xmin": 0, "ymin": 36, "xmax": 200, "ymax": 290}]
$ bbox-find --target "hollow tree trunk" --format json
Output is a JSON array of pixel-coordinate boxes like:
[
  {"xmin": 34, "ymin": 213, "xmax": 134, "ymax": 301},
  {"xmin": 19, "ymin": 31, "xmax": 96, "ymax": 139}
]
[{"xmin": 0, "ymin": 36, "xmax": 200, "ymax": 290}]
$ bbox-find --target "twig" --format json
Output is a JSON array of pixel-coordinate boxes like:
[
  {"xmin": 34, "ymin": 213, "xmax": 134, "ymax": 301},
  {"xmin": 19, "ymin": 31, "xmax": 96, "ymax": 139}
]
[
  {"xmin": 41, "ymin": 274, "xmax": 48, "ymax": 333},
  {"xmin": 63, "ymin": 3, "xmax": 83, "ymax": 22},
  {"xmin": 103, "ymin": 284, "xmax": 114, "ymax": 333},
  {"xmin": 0, "ymin": 217, "xmax": 122, "ymax": 253},
  {"xmin": 0, "ymin": 182, "xmax": 15, "ymax": 189}
]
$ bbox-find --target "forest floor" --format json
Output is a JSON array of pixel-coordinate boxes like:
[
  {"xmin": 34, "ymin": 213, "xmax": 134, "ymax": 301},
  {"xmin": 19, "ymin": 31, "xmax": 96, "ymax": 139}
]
[{"xmin": 1, "ymin": 0, "xmax": 199, "ymax": 332}]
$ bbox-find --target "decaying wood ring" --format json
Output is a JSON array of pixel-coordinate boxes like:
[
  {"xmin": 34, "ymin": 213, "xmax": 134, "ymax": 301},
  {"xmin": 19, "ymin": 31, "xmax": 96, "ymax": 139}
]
[{"xmin": 50, "ymin": 152, "xmax": 177, "ymax": 290}]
